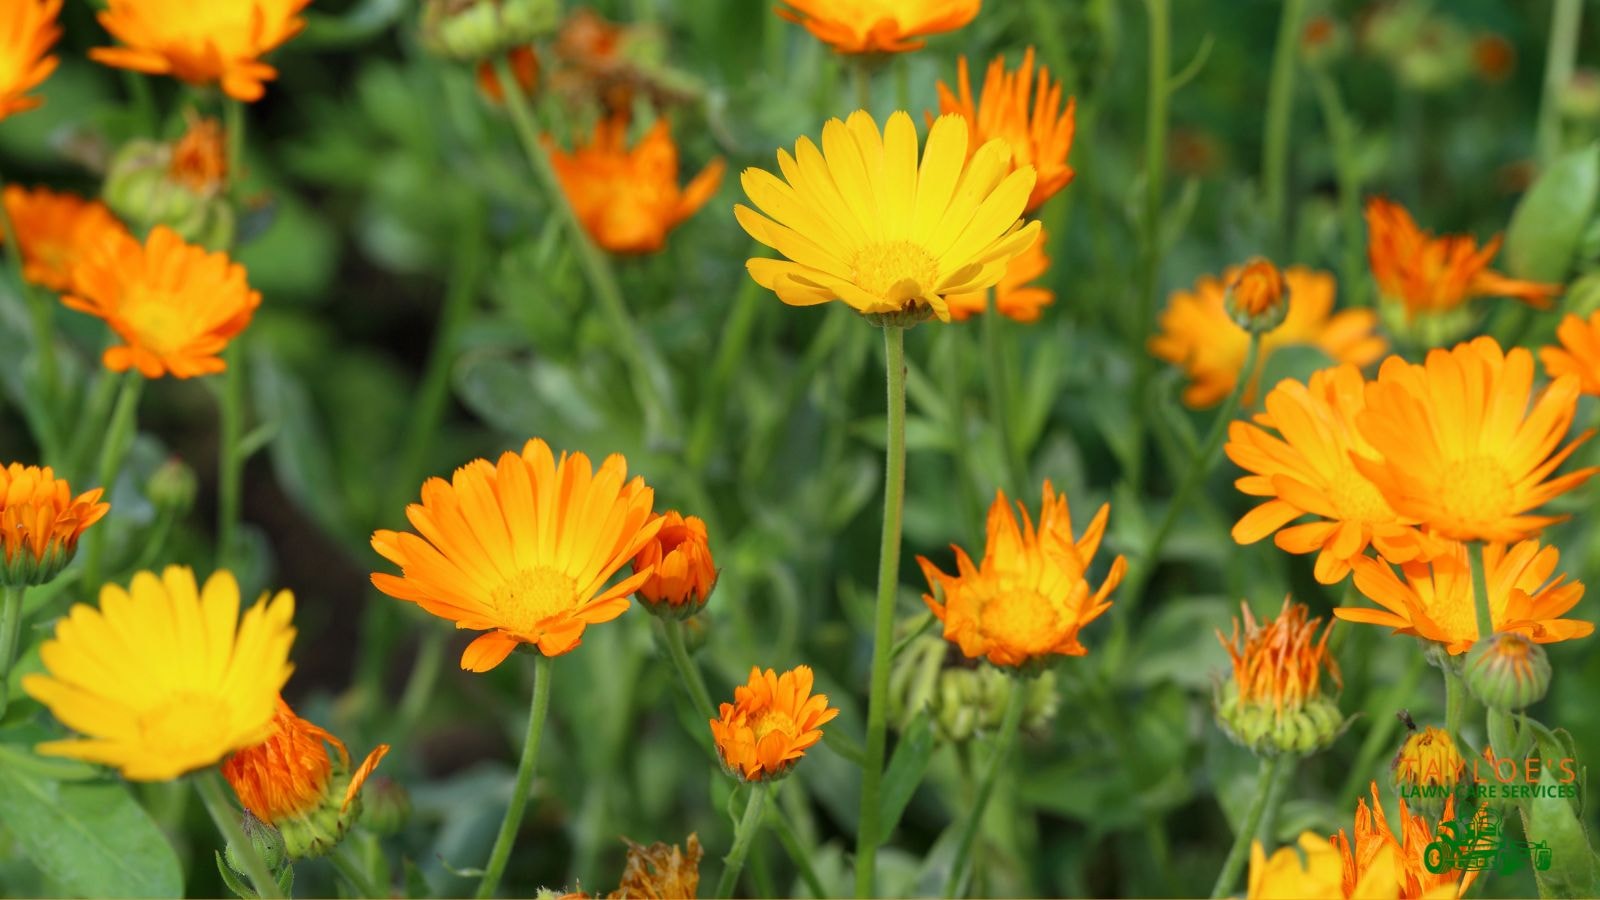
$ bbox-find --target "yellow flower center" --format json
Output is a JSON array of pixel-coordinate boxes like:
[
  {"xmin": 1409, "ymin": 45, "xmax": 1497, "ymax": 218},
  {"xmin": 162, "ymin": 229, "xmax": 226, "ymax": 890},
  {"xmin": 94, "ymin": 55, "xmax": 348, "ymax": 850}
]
[
  {"xmin": 850, "ymin": 241, "xmax": 940, "ymax": 299},
  {"xmin": 978, "ymin": 589, "xmax": 1062, "ymax": 656},
  {"xmin": 1327, "ymin": 468, "xmax": 1394, "ymax": 523},
  {"xmin": 751, "ymin": 708, "xmax": 797, "ymax": 744},
  {"xmin": 1434, "ymin": 456, "xmax": 1515, "ymax": 528},
  {"xmin": 492, "ymin": 567, "xmax": 578, "ymax": 635},
  {"xmin": 139, "ymin": 693, "xmax": 233, "ymax": 759},
  {"xmin": 122, "ymin": 289, "xmax": 191, "ymax": 356}
]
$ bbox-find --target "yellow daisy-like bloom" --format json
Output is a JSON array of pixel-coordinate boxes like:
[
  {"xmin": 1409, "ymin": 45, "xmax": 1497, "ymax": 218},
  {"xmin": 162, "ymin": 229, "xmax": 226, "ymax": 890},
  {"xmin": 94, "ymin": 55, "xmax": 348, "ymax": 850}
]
[
  {"xmin": 64, "ymin": 225, "xmax": 261, "ymax": 379},
  {"xmin": 936, "ymin": 47, "xmax": 1076, "ymax": 213},
  {"xmin": 23, "ymin": 566, "xmax": 295, "ymax": 781},
  {"xmin": 0, "ymin": 0, "xmax": 60, "ymax": 122},
  {"xmin": 1149, "ymin": 265, "xmax": 1387, "ymax": 408},
  {"xmin": 709, "ymin": 665, "xmax": 838, "ymax": 782},
  {"xmin": 775, "ymin": 0, "xmax": 980, "ymax": 55},
  {"xmin": 1366, "ymin": 197, "xmax": 1559, "ymax": 319},
  {"xmin": 1, "ymin": 186, "xmax": 130, "ymax": 293},
  {"xmin": 1353, "ymin": 337, "xmax": 1597, "ymax": 543},
  {"xmin": 1226, "ymin": 364, "xmax": 1448, "ymax": 584},
  {"xmin": 0, "ymin": 463, "xmax": 109, "ymax": 587},
  {"xmin": 1393, "ymin": 725, "xmax": 1464, "ymax": 790},
  {"xmin": 1540, "ymin": 311, "xmax": 1600, "ymax": 396},
  {"xmin": 918, "ymin": 481, "xmax": 1126, "ymax": 668},
  {"xmin": 90, "ymin": 0, "xmax": 311, "ymax": 102},
  {"xmin": 736, "ymin": 110, "xmax": 1041, "ymax": 323},
  {"xmin": 944, "ymin": 226, "xmax": 1053, "ymax": 322},
  {"xmin": 1330, "ymin": 782, "xmax": 1475, "ymax": 899},
  {"xmin": 371, "ymin": 439, "xmax": 661, "ymax": 672},
  {"xmin": 1248, "ymin": 833, "xmax": 1357, "ymax": 900},
  {"xmin": 1342, "ymin": 539, "xmax": 1592, "ymax": 654}
]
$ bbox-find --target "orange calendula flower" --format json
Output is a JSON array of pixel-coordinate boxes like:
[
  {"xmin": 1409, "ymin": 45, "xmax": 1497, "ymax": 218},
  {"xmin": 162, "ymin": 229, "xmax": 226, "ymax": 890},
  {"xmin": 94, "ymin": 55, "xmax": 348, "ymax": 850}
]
[
  {"xmin": 1365, "ymin": 197, "xmax": 1559, "ymax": 320},
  {"xmin": 223, "ymin": 697, "xmax": 390, "ymax": 859},
  {"xmin": 64, "ymin": 226, "xmax": 260, "ymax": 379},
  {"xmin": 776, "ymin": 0, "xmax": 980, "ymax": 54},
  {"xmin": 1226, "ymin": 364, "xmax": 1447, "ymax": 584},
  {"xmin": 918, "ymin": 481, "xmax": 1126, "ymax": 669},
  {"xmin": 0, "ymin": 186, "xmax": 130, "ymax": 293},
  {"xmin": 372, "ymin": 439, "xmax": 661, "ymax": 672},
  {"xmin": 1149, "ymin": 264, "xmax": 1387, "ymax": 408},
  {"xmin": 607, "ymin": 834, "xmax": 702, "ymax": 899},
  {"xmin": 631, "ymin": 511, "xmax": 716, "ymax": 616},
  {"xmin": 1343, "ymin": 539, "xmax": 1592, "ymax": 654},
  {"xmin": 945, "ymin": 227, "xmax": 1054, "ymax": 322},
  {"xmin": 91, "ymin": 0, "xmax": 311, "ymax": 102},
  {"xmin": 1353, "ymin": 337, "xmax": 1596, "ymax": 543},
  {"xmin": 477, "ymin": 45, "xmax": 539, "ymax": 103},
  {"xmin": 0, "ymin": 464, "xmax": 109, "ymax": 587},
  {"xmin": 737, "ymin": 111, "xmax": 1040, "ymax": 323},
  {"xmin": 0, "ymin": 0, "xmax": 60, "ymax": 122},
  {"xmin": 1540, "ymin": 311, "xmax": 1600, "ymax": 396},
  {"xmin": 937, "ymin": 47, "xmax": 1076, "ymax": 213},
  {"xmin": 1215, "ymin": 597, "xmax": 1344, "ymax": 755},
  {"xmin": 709, "ymin": 665, "xmax": 838, "ymax": 782},
  {"xmin": 1330, "ymin": 782, "xmax": 1476, "ymax": 899},
  {"xmin": 546, "ymin": 112, "xmax": 724, "ymax": 255}
]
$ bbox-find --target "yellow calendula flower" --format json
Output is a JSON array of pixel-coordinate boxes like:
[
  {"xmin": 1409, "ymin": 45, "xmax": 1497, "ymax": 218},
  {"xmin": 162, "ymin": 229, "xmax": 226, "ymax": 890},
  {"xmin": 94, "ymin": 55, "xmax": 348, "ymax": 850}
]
[
  {"xmin": 1540, "ymin": 311, "xmax": 1600, "ymax": 396},
  {"xmin": 1353, "ymin": 337, "xmax": 1596, "ymax": 543},
  {"xmin": 944, "ymin": 227, "xmax": 1054, "ymax": 322},
  {"xmin": 775, "ymin": 0, "xmax": 980, "ymax": 55},
  {"xmin": 1247, "ymin": 833, "xmax": 1351, "ymax": 899},
  {"xmin": 937, "ymin": 47, "xmax": 1076, "ymax": 213},
  {"xmin": 736, "ymin": 111, "xmax": 1040, "ymax": 323},
  {"xmin": 24, "ymin": 566, "xmax": 295, "ymax": 781},
  {"xmin": 0, "ymin": 0, "xmax": 60, "ymax": 122},
  {"xmin": 90, "ymin": 0, "xmax": 311, "ymax": 102}
]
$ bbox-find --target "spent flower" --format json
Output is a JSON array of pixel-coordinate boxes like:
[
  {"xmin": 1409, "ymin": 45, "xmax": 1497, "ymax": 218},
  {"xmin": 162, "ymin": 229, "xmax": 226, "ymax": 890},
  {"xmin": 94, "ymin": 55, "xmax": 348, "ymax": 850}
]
[{"xmin": 1215, "ymin": 598, "xmax": 1345, "ymax": 756}]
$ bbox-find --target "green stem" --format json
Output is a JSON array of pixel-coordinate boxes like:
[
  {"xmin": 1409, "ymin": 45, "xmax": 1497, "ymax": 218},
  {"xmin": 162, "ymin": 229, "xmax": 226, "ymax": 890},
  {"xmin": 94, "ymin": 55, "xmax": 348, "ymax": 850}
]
[
  {"xmin": 216, "ymin": 342, "xmax": 246, "ymax": 570},
  {"xmin": 393, "ymin": 629, "xmax": 445, "ymax": 741},
  {"xmin": 490, "ymin": 54, "xmax": 675, "ymax": 443},
  {"xmin": 0, "ymin": 178, "xmax": 62, "ymax": 461},
  {"xmin": 476, "ymin": 652, "xmax": 554, "ymax": 899},
  {"xmin": 1310, "ymin": 70, "xmax": 1366, "ymax": 306},
  {"xmin": 1338, "ymin": 651, "xmax": 1427, "ymax": 801},
  {"xmin": 1445, "ymin": 667, "xmax": 1467, "ymax": 748},
  {"xmin": 893, "ymin": 56, "xmax": 911, "ymax": 111},
  {"xmin": 224, "ymin": 100, "xmax": 245, "ymax": 192},
  {"xmin": 81, "ymin": 374, "xmax": 143, "ymax": 594},
  {"xmin": 1261, "ymin": 0, "xmax": 1305, "ymax": 248},
  {"xmin": 937, "ymin": 327, "xmax": 984, "ymax": 545},
  {"xmin": 1255, "ymin": 753, "xmax": 1294, "ymax": 851},
  {"xmin": 716, "ymin": 784, "xmax": 770, "ymax": 899},
  {"xmin": 1210, "ymin": 753, "xmax": 1285, "ymax": 899},
  {"xmin": 854, "ymin": 325, "xmax": 908, "ymax": 899},
  {"xmin": 1126, "ymin": 0, "xmax": 1171, "ymax": 496},
  {"xmin": 1469, "ymin": 541, "xmax": 1494, "ymax": 645},
  {"xmin": 942, "ymin": 680, "xmax": 1026, "ymax": 898},
  {"xmin": 767, "ymin": 796, "xmax": 828, "ymax": 899},
  {"xmin": 329, "ymin": 844, "xmax": 384, "ymax": 899},
  {"xmin": 687, "ymin": 266, "xmax": 763, "ymax": 471},
  {"xmin": 853, "ymin": 59, "xmax": 873, "ymax": 113},
  {"xmin": 1536, "ymin": 0, "xmax": 1583, "ymax": 165},
  {"xmin": 982, "ymin": 288, "xmax": 1027, "ymax": 498},
  {"xmin": 0, "ymin": 586, "xmax": 26, "ymax": 718},
  {"xmin": 67, "ymin": 369, "xmax": 119, "ymax": 482},
  {"xmin": 661, "ymin": 617, "xmax": 716, "ymax": 722},
  {"xmin": 196, "ymin": 768, "xmax": 284, "ymax": 900}
]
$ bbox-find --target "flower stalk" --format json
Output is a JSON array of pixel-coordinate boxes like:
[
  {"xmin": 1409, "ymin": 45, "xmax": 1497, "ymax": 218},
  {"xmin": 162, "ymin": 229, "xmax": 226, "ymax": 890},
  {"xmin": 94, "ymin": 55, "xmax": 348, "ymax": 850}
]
[
  {"xmin": 982, "ymin": 288, "xmax": 1027, "ymax": 497},
  {"xmin": 0, "ymin": 178, "xmax": 62, "ymax": 462},
  {"xmin": 197, "ymin": 767, "xmax": 285, "ymax": 900},
  {"xmin": 716, "ymin": 784, "xmax": 770, "ymax": 899},
  {"xmin": 477, "ymin": 652, "xmax": 554, "ymax": 899},
  {"xmin": 1536, "ymin": 0, "xmax": 1583, "ymax": 164},
  {"xmin": 216, "ymin": 343, "xmax": 246, "ymax": 569},
  {"xmin": 1210, "ymin": 752, "xmax": 1286, "ymax": 899},
  {"xmin": 1126, "ymin": 0, "xmax": 1171, "ymax": 496},
  {"xmin": 1309, "ymin": 70, "xmax": 1366, "ymax": 306},
  {"xmin": 0, "ymin": 586, "xmax": 26, "ymax": 718},
  {"xmin": 81, "ymin": 374, "xmax": 144, "ymax": 594},
  {"xmin": 661, "ymin": 617, "xmax": 716, "ymax": 722},
  {"xmin": 1261, "ymin": 0, "xmax": 1305, "ymax": 246},
  {"xmin": 943, "ymin": 678, "xmax": 1026, "ymax": 898}
]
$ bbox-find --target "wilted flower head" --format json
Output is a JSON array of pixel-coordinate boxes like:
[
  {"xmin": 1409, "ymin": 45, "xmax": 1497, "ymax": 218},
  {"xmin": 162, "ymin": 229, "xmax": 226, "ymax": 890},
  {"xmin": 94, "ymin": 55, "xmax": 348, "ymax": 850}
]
[
  {"xmin": 936, "ymin": 47, "xmax": 1077, "ymax": 213},
  {"xmin": 0, "ymin": 186, "xmax": 129, "ymax": 293},
  {"xmin": 0, "ymin": 0, "xmax": 61, "ymax": 122},
  {"xmin": 1215, "ymin": 597, "xmax": 1344, "ymax": 756},
  {"xmin": 631, "ymin": 511, "xmax": 716, "ymax": 616},
  {"xmin": 91, "ymin": 0, "xmax": 312, "ymax": 101},
  {"xmin": 606, "ymin": 834, "xmax": 702, "ymax": 899},
  {"xmin": 0, "ymin": 464, "xmax": 108, "ymax": 587},
  {"xmin": 104, "ymin": 113, "xmax": 235, "ymax": 248},
  {"xmin": 776, "ymin": 0, "xmax": 980, "ymax": 55},
  {"xmin": 1540, "ymin": 311, "xmax": 1600, "ymax": 396},
  {"xmin": 710, "ymin": 665, "xmax": 838, "ymax": 782}
]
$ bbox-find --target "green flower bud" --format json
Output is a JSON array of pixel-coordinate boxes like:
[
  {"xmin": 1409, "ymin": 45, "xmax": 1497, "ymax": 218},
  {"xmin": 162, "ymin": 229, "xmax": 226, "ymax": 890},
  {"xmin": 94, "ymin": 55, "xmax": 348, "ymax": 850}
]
[
  {"xmin": 420, "ymin": 0, "xmax": 561, "ymax": 62},
  {"xmin": 1464, "ymin": 632, "xmax": 1551, "ymax": 712},
  {"xmin": 102, "ymin": 117, "xmax": 235, "ymax": 249},
  {"xmin": 146, "ymin": 458, "xmax": 198, "ymax": 515},
  {"xmin": 1214, "ymin": 599, "xmax": 1346, "ymax": 756},
  {"xmin": 224, "ymin": 812, "xmax": 287, "ymax": 875},
  {"xmin": 359, "ymin": 776, "xmax": 411, "ymax": 836},
  {"xmin": 1504, "ymin": 143, "xmax": 1600, "ymax": 284}
]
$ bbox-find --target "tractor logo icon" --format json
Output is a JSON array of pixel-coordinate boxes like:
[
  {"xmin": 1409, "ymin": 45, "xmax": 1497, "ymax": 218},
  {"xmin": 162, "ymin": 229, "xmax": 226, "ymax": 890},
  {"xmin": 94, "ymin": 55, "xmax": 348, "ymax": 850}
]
[{"xmin": 1423, "ymin": 807, "xmax": 1554, "ymax": 875}]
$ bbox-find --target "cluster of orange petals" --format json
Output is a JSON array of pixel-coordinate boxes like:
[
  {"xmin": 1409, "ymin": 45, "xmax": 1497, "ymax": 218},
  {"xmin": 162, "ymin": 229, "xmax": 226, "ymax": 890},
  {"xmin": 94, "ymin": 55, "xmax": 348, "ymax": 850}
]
[
  {"xmin": 710, "ymin": 665, "xmax": 838, "ymax": 782},
  {"xmin": 1228, "ymin": 258, "xmax": 1287, "ymax": 322},
  {"xmin": 1, "ymin": 186, "xmax": 130, "ymax": 293},
  {"xmin": 609, "ymin": 834, "xmax": 702, "ymax": 899},
  {"xmin": 945, "ymin": 227, "xmax": 1054, "ymax": 322},
  {"xmin": 64, "ymin": 225, "xmax": 260, "ymax": 378},
  {"xmin": 937, "ymin": 47, "xmax": 1076, "ymax": 213},
  {"xmin": 1150, "ymin": 265, "xmax": 1386, "ymax": 408},
  {"xmin": 371, "ymin": 439, "xmax": 661, "ymax": 671},
  {"xmin": 545, "ymin": 112, "xmax": 724, "ymax": 254},
  {"xmin": 1365, "ymin": 197, "xmax": 1559, "ymax": 319},
  {"xmin": 1217, "ymin": 597, "xmax": 1340, "ymax": 718},
  {"xmin": 90, "ymin": 0, "xmax": 311, "ymax": 102},
  {"xmin": 1540, "ymin": 311, "xmax": 1600, "ymax": 396},
  {"xmin": 918, "ymin": 481, "xmax": 1126, "ymax": 668},
  {"xmin": 777, "ymin": 0, "xmax": 980, "ymax": 55},
  {"xmin": 631, "ymin": 511, "xmax": 716, "ymax": 612},
  {"xmin": 168, "ymin": 114, "xmax": 229, "ymax": 192},
  {"xmin": 0, "ymin": 464, "xmax": 108, "ymax": 573},
  {"xmin": 223, "ymin": 697, "xmax": 390, "ymax": 825},
  {"xmin": 0, "ymin": 0, "xmax": 60, "ymax": 122}
]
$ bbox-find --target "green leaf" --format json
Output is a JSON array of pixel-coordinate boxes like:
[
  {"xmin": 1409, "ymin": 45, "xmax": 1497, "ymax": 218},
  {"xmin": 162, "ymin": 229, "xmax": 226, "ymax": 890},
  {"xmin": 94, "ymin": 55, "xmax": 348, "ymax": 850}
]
[
  {"xmin": 1520, "ymin": 724, "xmax": 1600, "ymax": 898},
  {"xmin": 877, "ymin": 711, "xmax": 936, "ymax": 844},
  {"xmin": 0, "ymin": 766, "xmax": 183, "ymax": 897},
  {"xmin": 215, "ymin": 850, "xmax": 257, "ymax": 900},
  {"xmin": 1505, "ymin": 144, "xmax": 1600, "ymax": 283},
  {"xmin": 0, "ymin": 741, "xmax": 103, "ymax": 782}
]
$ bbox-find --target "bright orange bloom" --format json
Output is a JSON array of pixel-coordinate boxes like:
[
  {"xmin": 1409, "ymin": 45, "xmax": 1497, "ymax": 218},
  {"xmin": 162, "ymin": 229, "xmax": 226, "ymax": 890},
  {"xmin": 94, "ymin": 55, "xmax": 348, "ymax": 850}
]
[
  {"xmin": 1365, "ymin": 197, "xmax": 1559, "ymax": 320},
  {"xmin": 1353, "ymin": 337, "xmax": 1596, "ymax": 543},
  {"xmin": 64, "ymin": 226, "xmax": 260, "ymax": 378},
  {"xmin": 91, "ymin": 0, "xmax": 310, "ymax": 101},
  {"xmin": 545, "ymin": 113, "xmax": 724, "ymax": 254},
  {"xmin": 608, "ymin": 834, "xmax": 702, "ymax": 900},
  {"xmin": 944, "ymin": 227, "xmax": 1053, "ymax": 322},
  {"xmin": 476, "ymin": 45, "xmax": 539, "ymax": 103},
  {"xmin": 1149, "ymin": 265, "xmax": 1386, "ymax": 408},
  {"xmin": 0, "ymin": 186, "xmax": 130, "ymax": 293},
  {"xmin": 631, "ymin": 511, "xmax": 716, "ymax": 614},
  {"xmin": 372, "ymin": 439, "xmax": 661, "ymax": 671},
  {"xmin": 223, "ymin": 697, "xmax": 390, "ymax": 826},
  {"xmin": 1540, "ymin": 311, "xmax": 1600, "ymax": 396},
  {"xmin": 1342, "ymin": 539, "xmax": 1592, "ymax": 654},
  {"xmin": 709, "ymin": 665, "xmax": 838, "ymax": 782},
  {"xmin": 0, "ymin": 0, "xmax": 60, "ymax": 121},
  {"xmin": 1228, "ymin": 258, "xmax": 1287, "ymax": 322},
  {"xmin": 918, "ymin": 481, "xmax": 1126, "ymax": 668},
  {"xmin": 1329, "ymin": 782, "xmax": 1476, "ymax": 899},
  {"xmin": 937, "ymin": 47, "xmax": 1076, "ymax": 213},
  {"xmin": 1227, "ymin": 364, "xmax": 1447, "ymax": 584},
  {"xmin": 168, "ymin": 115, "xmax": 228, "ymax": 192},
  {"xmin": 0, "ymin": 464, "xmax": 108, "ymax": 587},
  {"xmin": 776, "ymin": 0, "xmax": 980, "ymax": 54},
  {"xmin": 1217, "ymin": 597, "xmax": 1340, "ymax": 720}
]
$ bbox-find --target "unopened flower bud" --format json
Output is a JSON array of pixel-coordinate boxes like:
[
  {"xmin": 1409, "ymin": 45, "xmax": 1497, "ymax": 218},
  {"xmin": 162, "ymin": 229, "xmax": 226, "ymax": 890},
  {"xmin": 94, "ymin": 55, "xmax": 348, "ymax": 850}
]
[
  {"xmin": 224, "ymin": 812, "xmax": 287, "ymax": 875},
  {"xmin": 1391, "ymin": 723, "xmax": 1464, "ymax": 819},
  {"xmin": 103, "ymin": 115, "xmax": 235, "ymax": 249},
  {"xmin": 146, "ymin": 458, "xmax": 198, "ymax": 515},
  {"xmin": 631, "ymin": 511, "xmax": 716, "ymax": 619},
  {"xmin": 1225, "ymin": 259, "xmax": 1289, "ymax": 333},
  {"xmin": 1464, "ymin": 632, "xmax": 1551, "ymax": 711},
  {"xmin": 421, "ymin": 0, "xmax": 561, "ymax": 62},
  {"xmin": 359, "ymin": 776, "xmax": 411, "ymax": 836}
]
